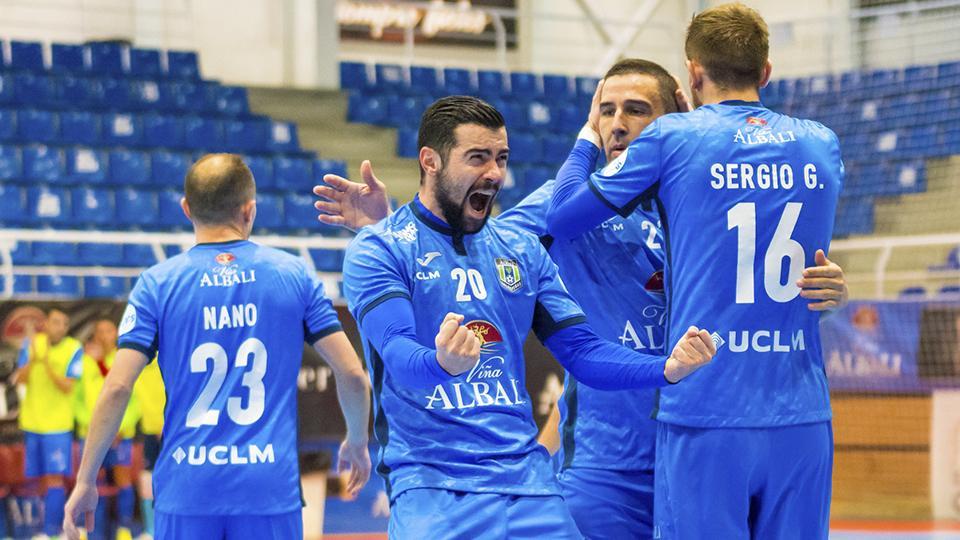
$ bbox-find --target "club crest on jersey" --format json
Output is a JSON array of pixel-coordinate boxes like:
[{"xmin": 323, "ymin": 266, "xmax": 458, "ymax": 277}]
[
  {"xmin": 215, "ymin": 252, "xmax": 236, "ymax": 265},
  {"xmin": 200, "ymin": 254, "xmax": 256, "ymax": 288},
  {"xmin": 601, "ymin": 147, "xmax": 628, "ymax": 176},
  {"xmin": 735, "ymin": 116, "xmax": 796, "ymax": 145},
  {"xmin": 645, "ymin": 270, "xmax": 664, "ymax": 292},
  {"xmin": 391, "ymin": 222, "xmax": 418, "ymax": 243},
  {"xmin": 494, "ymin": 258, "xmax": 522, "ymax": 292},
  {"xmin": 465, "ymin": 320, "xmax": 504, "ymax": 354}
]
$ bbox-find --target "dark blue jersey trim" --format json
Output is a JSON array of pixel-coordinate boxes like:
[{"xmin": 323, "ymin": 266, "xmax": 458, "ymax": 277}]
[
  {"xmin": 358, "ymin": 291, "xmax": 411, "ymax": 325},
  {"xmin": 306, "ymin": 323, "xmax": 343, "ymax": 345}
]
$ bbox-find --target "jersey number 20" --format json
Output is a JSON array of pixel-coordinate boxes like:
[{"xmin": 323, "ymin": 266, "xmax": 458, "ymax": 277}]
[
  {"xmin": 727, "ymin": 202, "xmax": 805, "ymax": 304},
  {"xmin": 186, "ymin": 337, "xmax": 267, "ymax": 428}
]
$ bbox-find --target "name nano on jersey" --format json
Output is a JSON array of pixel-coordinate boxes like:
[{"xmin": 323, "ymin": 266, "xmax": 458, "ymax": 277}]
[{"xmin": 118, "ymin": 240, "xmax": 342, "ymax": 516}]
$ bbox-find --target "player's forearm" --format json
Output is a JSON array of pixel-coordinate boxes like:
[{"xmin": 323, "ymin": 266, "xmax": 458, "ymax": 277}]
[
  {"xmin": 76, "ymin": 378, "xmax": 134, "ymax": 484},
  {"xmin": 361, "ymin": 297, "xmax": 453, "ymax": 387},
  {"xmin": 331, "ymin": 365, "xmax": 371, "ymax": 442},
  {"xmin": 547, "ymin": 139, "xmax": 611, "ymax": 239},
  {"xmin": 544, "ymin": 324, "xmax": 668, "ymax": 389}
]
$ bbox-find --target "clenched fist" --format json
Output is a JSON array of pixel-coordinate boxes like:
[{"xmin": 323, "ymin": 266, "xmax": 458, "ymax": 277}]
[
  {"xmin": 664, "ymin": 326, "xmax": 717, "ymax": 383},
  {"xmin": 435, "ymin": 312, "xmax": 481, "ymax": 376}
]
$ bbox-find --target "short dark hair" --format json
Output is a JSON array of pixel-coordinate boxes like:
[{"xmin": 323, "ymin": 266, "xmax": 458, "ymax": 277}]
[
  {"xmin": 603, "ymin": 58, "xmax": 680, "ymax": 114},
  {"xmin": 184, "ymin": 154, "xmax": 256, "ymax": 225},
  {"xmin": 685, "ymin": 2, "xmax": 769, "ymax": 90},
  {"xmin": 417, "ymin": 96, "xmax": 505, "ymax": 181}
]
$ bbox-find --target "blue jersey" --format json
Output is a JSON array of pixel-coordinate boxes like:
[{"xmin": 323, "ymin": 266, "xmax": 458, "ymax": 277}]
[
  {"xmin": 498, "ymin": 180, "xmax": 665, "ymax": 471},
  {"xmin": 343, "ymin": 198, "xmax": 587, "ymax": 501},
  {"xmin": 586, "ymin": 101, "xmax": 843, "ymax": 428},
  {"xmin": 118, "ymin": 239, "xmax": 342, "ymax": 515}
]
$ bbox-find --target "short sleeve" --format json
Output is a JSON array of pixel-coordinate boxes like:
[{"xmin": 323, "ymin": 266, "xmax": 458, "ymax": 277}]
[
  {"xmin": 589, "ymin": 120, "xmax": 663, "ymax": 216},
  {"xmin": 64, "ymin": 346, "xmax": 83, "ymax": 379},
  {"xmin": 530, "ymin": 243, "xmax": 587, "ymax": 342},
  {"xmin": 117, "ymin": 272, "xmax": 160, "ymax": 359},
  {"xmin": 342, "ymin": 230, "xmax": 410, "ymax": 326},
  {"xmin": 303, "ymin": 265, "xmax": 343, "ymax": 345}
]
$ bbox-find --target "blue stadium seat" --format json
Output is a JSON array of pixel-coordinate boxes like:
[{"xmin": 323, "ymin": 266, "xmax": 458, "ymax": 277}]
[
  {"xmin": 939, "ymin": 285, "xmax": 960, "ymax": 296},
  {"xmin": 310, "ymin": 249, "xmax": 343, "ymax": 272},
  {"xmin": 157, "ymin": 190, "xmax": 189, "ymax": 228},
  {"xmin": 38, "ymin": 275, "xmax": 80, "ymax": 296},
  {"xmin": 477, "ymin": 70, "xmax": 507, "ymax": 98},
  {"xmin": 27, "ymin": 185, "xmax": 70, "ymax": 225},
  {"xmin": 410, "ymin": 66, "xmax": 440, "ymax": 95},
  {"xmin": 60, "ymin": 111, "xmax": 102, "ymax": 146},
  {"xmin": 101, "ymin": 78, "xmax": 134, "ymax": 109},
  {"xmin": 443, "ymin": 68, "xmax": 475, "ymax": 95},
  {"xmin": 506, "ymin": 132, "xmax": 541, "ymax": 164},
  {"xmin": 543, "ymin": 74, "xmax": 573, "ymax": 100},
  {"xmin": 347, "ymin": 93, "xmax": 388, "ymax": 124},
  {"xmin": 904, "ymin": 65, "xmax": 936, "ymax": 92},
  {"xmin": 164, "ymin": 245, "xmax": 182, "ymax": 258},
  {"xmin": 115, "ymin": 188, "xmax": 158, "ymax": 227},
  {"xmin": 375, "ymin": 64, "xmax": 407, "ymax": 91},
  {"xmin": 223, "ymin": 118, "xmax": 269, "ymax": 152},
  {"xmin": 184, "ymin": 116, "xmax": 223, "ymax": 150},
  {"xmin": 523, "ymin": 166, "xmax": 553, "ymax": 190},
  {"xmin": 527, "ymin": 101, "xmax": 553, "ymax": 130},
  {"xmin": 315, "ymin": 159, "xmax": 348, "ymax": 181},
  {"xmin": 575, "ymin": 76, "xmax": 600, "ymax": 102},
  {"xmin": 143, "ymin": 114, "xmax": 185, "ymax": 148},
  {"xmin": 16, "ymin": 109, "xmax": 58, "ymax": 143},
  {"xmin": 72, "ymin": 187, "xmax": 114, "ymax": 226},
  {"xmin": 167, "ymin": 51, "xmax": 200, "ymax": 79},
  {"xmin": 124, "ymin": 244, "xmax": 158, "ymax": 266},
  {"xmin": 494, "ymin": 99, "xmax": 528, "ymax": 130},
  {"xmin": 151, "ymin": 151, "xmax": 191, "ymax": 187},
  {"xmin": 13, "ymin": 74, "xmax": 56, "ymax": 107},
  {"xmin": 164, "ymin": 81, "xmax": 212, "ymax": 113},
  {"xmin": 109, "ymin": 150, "xmax": 150, "ymax": 185},
  {"xmin": 245, "ymin": 155, "xmax": 274, "ymax": 190},
  {"xmin": 0, "ymin": 145, "xmax": 22, "ymax": 180},
  {"xmin": 556, "ymin": 103, "xmax": 584, "ymax": 133},
  {"xmin": 58, "ymin": 76, "xmax": 105, "ymax": 109},
  {"xmin": 102, "ymin": 113, "xmax": 143, "ymax": 146},
  {"xmin": 386, "ymin": 95, "xmax": 428, "ymax": 127},
  {"xmin": 0, "ymin": 275, "xmax": 33, "ymax": 295},
  {"xmin": 273, "ymin": 156, "xmax": 313, "ymax": 191},
  {"xmin": 510, "ymin": 72, "xmax": 541, "ymax": 98},
  {"xmin": 129, "ymin": 48, "xmax": 162, "ymax": 77},
  {"xmin": 51, "ymin": 43, "xmax": 86, "ymax": 73},
  {"xmin": 77, "ymin": 243, "xmax": 123, "ymax": 266},
  {"xmin": 283, "ymin": 193, "xmax": 317, "ymax": 231},
  {"xmin": 65, "ymin": 148, "xmax": 108, "ymax": 184},
  {"xmin": 213, "ymin": 86, "xmax": 249, "ymax": 116},
  {"xmin": 396, "ymin": 127, "xmax": 418, "ymax": 158},
  {"xmin": 33, "ymin": 242, "xmax": 78, "ymax": 265},
  {"xmin": 898, "ymin": 286, "xmax": 926, "ymax": 298},
  {"xmin": 0, "ymin": 74, "xmax": 13, "ymax": 105},
  {"xmin": 22, "ymin": 146, "xmax": 64, "ymax": 182},
  {"xmin": 340, "ymin": 62, "xmax": 371, "ymax": 90},
  {"xmin": 0, "ymin": 183, "xmax": 25, "ymax": 225},
  {"xmin": 87, "ymin": 42, "xmax": 125, "ymax": 75},
  {"xmin": 130, "ymin": 80, "xmax": 166, "ymax": 111},
  {"xmin": 10, "ymin": 41, "xmax": 44, "ymax": 71},
  {"xmin": 254, "ymin": 192, "xmax": 284, "ymax": 230},
  {"xmin": 0, "ymin": 109, "xmax": 14, "ymax": 142},
  {"xmin": 267, "ymin": 121, "xmax": 299, "ymax": 152},
  {"xmin": 10, "ymin": 241, "xmax": 31, "ymax": 264},
  {"xmin": 541, "ymin": 135, "xmax": 571, "ymax": 164},
  {"xmin": 84, "ymin": 275, "xmax": 127, "ymax": 298}
]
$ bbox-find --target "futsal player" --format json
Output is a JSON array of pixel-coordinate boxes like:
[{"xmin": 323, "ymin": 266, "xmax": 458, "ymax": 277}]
[
  {"xmin": 63, "ymin": 154, "xmax": 372, "ymax": 540},
  {"xmin": 12, "ymin": 308, "xmax": 83, "ymax": 538},
  {"xmin": 341, "ymin": 95, "xmax": 717, "ymax": 538},
  {"xmin": 74, "ymin": 319, "xmax": 139, "ymax": 539},
  {"xmin": 547, "ymin": 4, "xmax": 842, "ymax": 538},
  {"xmin": 316, "ymin": 61, "xmax": 849, "ymax": 539}
]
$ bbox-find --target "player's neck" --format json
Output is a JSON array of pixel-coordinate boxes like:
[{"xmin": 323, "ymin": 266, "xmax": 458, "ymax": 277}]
[
  {"xmin": 416, "ymin": 189, "xmax": 450, "ymax": 226},
  {"xmin": 193, "ymin": 224, "xmax": 249, "ymax": 244},
  {"xmin": 699, "ymin": 84, "xmax": 761, "ymax": 106}
]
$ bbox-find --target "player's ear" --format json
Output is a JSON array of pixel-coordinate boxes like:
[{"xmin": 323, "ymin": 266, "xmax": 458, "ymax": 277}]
[
  {"xmin": 241, "ymin": 199, "xmax": 256, "ymax": 225},
  {"xmin": 759, "ymin": 60, "xmax": 773, "ymax": 89},
  {"xmin": 180, "ymin": 197, "xmax": 193, "ymax": 220},
  {"xmin": 686, "ymin": 59, "xmax": 702, "ymax": 93},
  {"xmin": 419, "ymin": 147, "xmax": 442, "ymax": 179}
]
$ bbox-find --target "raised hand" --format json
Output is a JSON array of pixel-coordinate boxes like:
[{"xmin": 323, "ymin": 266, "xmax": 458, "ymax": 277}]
[
  {"xmin": 586, "ymin": 79, "xmax": 605, "ymax": 136},
  {"xmin": 798, "ymin": 249, "xmax": 849, "ymax": 312},
  {"xmin": 63, "ymin": 481, "xmax": 98, "ymax": 540},
  {"xmin": 664, "ymin": 326, "xmax": 717, "ymax": 383},
  {"xmin": 313, "ymin": 160, "xmax": 391, "ymax": 231},
  {"xmin": 434, "ymin": 313, "xmax": 481, "ymax": 376}
]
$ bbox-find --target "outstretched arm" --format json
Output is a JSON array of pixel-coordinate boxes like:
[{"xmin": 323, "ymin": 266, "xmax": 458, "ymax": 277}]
[{"xmin": 313, "ymin": 160, "xmax": 391, "ymax": 231}]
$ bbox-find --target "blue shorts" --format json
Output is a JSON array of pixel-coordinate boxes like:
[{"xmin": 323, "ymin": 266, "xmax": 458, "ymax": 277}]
[
  {"xmin": 559, "ymin": 467, "xmax": 654, "ymax": 539},
  {"xmin": 654, "ymin": 421, "xmax": 833, "ymax": 540},
  {"xmin": 155, "ymin": 510, "xmax": 302, "ymax": 540},
  {"xmin": 389, "ymin": 488, "xmax": 582, "ymax": 540},
  {"xmin": 24, "ymin": 432, "xmax": 72, "ymax": 478}
]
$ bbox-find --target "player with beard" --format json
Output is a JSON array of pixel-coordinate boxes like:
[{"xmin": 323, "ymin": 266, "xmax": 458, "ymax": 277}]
[{"xmin": 341, "ymin": 95, "xmax": 719, "ymax": 538}]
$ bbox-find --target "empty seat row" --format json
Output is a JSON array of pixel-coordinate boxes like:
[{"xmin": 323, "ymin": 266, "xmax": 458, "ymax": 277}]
[
  {"xmin": 0, "ymin": 111, "xmax": 299, "ymax": 152},
  {"xmin": 0, "ymin": 73, "xmax": 248, "ymax": 115},
  {"xmin": 761, "ymin": 61, "xmax": 960, "ymax": 102},
  {"xmin": 0, "ymin": 183, "xmax": 344, "ymax": 233},
  {"xmin": 1, "ymin": 40, "xmax": 199, "ymax": 79},
  {"xmin": 340, "ymin": 61, "xmax": 599, "ymax": 103},
  {"xmin": 0, "ymin": 146, "xmax": 343, "ymax": 191}
]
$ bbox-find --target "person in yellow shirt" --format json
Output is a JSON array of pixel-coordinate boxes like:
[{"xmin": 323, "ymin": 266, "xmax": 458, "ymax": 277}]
[
  {"xmin": 12, "ymin": 308, "xmax": 83, "ymax": 538},
  {"xmin": 75, "ymin": 319, "xmax": 140, "ymax": 540},
  {"xmin": 133, "ymin": 357, "xmax": 164, "ymax": 539}
]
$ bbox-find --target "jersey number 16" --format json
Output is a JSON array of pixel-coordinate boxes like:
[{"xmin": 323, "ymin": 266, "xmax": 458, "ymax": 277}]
[{"xmin": 727, "ymin": 202, "xmax": 805, "ymax": 305}]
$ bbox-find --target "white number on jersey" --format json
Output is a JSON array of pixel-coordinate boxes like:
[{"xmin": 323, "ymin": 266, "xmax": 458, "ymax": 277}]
[
  {"xmin": 641, "ymin": 220, "xmax": 662, "ymax": 250},
  {"xmin": 727, "ymin": 202, "xmax": 805, "ymax": 304},
  {"xmin": 186, "ymin": 337, "xmax": 268, "ymax": 428},
  {"xmin": 451, "ymin": 268, "xmax": 487, "ymax": 302}
]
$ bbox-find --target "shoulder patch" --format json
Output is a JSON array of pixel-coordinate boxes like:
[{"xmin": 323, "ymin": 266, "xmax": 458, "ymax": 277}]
[
  {"xmin": 118, "ymin": 304, "xmax": 137, "ymax": 336},
  {"xmin": 601, "ymin": 147, "xmax": 629, "ymax": 176}
]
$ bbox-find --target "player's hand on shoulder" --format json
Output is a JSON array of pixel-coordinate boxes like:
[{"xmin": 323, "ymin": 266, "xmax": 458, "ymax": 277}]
[
  {"xmin": 313, "ymin": 159, "xmax": 391, "ymax": 231},
  {"xmin": 63, "ymin": 480, "xmax": 98, "ymax": 540},
  {"xmin": 664, "ymin": 326, "xmax": 717, "ymax": 383},
  {"xmin": 435, "ymin": 312, "xmax": 481, "ymax": 376},
  {"xmin": 338, "ymin": 435, "xmax": 372, "ymax": 498},
  {"xmin": 797, "ymin": 249, "xmax": 849, "ymax": 312}
]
